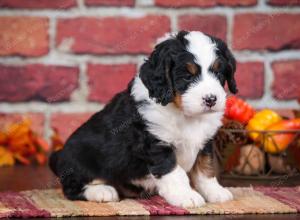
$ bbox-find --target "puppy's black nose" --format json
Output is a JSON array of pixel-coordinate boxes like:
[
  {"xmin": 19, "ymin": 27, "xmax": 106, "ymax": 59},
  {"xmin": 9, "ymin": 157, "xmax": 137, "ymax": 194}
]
[{"xmin": 203, "ymin": 94, "xmax": 217, "ymax": 108}]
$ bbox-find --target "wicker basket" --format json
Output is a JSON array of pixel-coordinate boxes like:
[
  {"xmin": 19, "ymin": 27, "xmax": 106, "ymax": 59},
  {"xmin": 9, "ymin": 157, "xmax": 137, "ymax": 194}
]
[{"xmin": 213, "ymin": 129, "xmax": 300, "ymax": 185}]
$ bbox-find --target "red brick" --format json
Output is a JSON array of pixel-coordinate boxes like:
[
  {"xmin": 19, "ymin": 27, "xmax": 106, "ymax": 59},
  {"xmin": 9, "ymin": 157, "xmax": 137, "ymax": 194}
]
[
  {"xmin": 0, "ymin": 64, "xmax": 79, "ymax": 102},
  {"xmin": 267, "ymin": 0, "xmax": 300, "ymax": 6},
  {"xmin": 216, "ymin": 0, "xmax": 257, "ymax": 6},
  {"xmin": 155, "ymin": 0, "xmax": 213, "ymax": 7},
  {"xmin": 56, "ymin": 16, "xmax": 170, "ymax": 55},
  {"xmin": 235, "ymin": 62, "xmax": 264, "ymax": 99},
  {"xmin": 272, "ymin": 60, "xmax": 300, "ymax": 100},
  {"xmin": 0, "ymin": 17, "xmax": 49, "ymax": 56},
  {"xmin": 155, "ymin": 0, "xmax": 257, "ymax": 7},
  {"xmin": 233, "ymin": 14, "xmax": 300, "ymax": 51},
  {"xmin": 178, "ymin": 15, "xmax": 227, "ymax": 41},
  {"xmin": 0, "ymin": 113, "xmax": 45, "ymax": 136},
  {"xmin": 51, "ymin": 113, "xmax": 93, "ymax": 142},
  {"xmin": 0, "ymin": 0, "xmax": 76, "ymax": 9},
  {"xmin": 88, "ymin": 64, "xmax": 136, "ymax": 103},
  {"xmin": 85, "ymin": 0, "xmax": 134, "ymax": 7}
]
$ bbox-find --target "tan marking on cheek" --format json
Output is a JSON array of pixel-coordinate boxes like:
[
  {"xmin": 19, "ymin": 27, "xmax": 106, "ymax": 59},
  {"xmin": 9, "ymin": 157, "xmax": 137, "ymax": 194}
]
[
  {"xmin": 173, "ymin": 93, "xmax": 182, "ymax": 109},
  {"xmin": 186, "ymin": 62, "xmax": 198, "ymax": 75}
]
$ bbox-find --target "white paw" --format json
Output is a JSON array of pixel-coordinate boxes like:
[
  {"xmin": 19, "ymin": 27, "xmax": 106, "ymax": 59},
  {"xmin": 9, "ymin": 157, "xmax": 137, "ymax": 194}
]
[
  {"xmin": 161, "ymin": 188, "xmax": 205, "ymax": 208},
  {"xmin": 202, "ymin": 185, "xmax": 233, "ymax": 203},
  {"xmin": 83, "ymin": 185, "xmax": 119, "ymax": 202},
  {"xmin": 195, "ymin": 176, "xmax": 233, "ymax": 204}
]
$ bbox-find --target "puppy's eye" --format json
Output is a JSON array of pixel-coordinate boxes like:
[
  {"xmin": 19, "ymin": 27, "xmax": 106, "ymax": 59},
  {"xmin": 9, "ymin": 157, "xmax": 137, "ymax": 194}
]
[
  {"xmin": 186, "ymin": 63, "xmax": 199, "ymax": 75},
  {"xmin": 183, "ymin": 74, "xmax": 193, "ymax": 82}
]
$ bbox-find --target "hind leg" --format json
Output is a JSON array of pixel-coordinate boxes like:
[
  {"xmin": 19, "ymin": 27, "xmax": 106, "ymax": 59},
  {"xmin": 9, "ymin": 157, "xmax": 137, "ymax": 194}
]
[
  {"xmin": 83, "ymin": 180, "xmax": 119, "ymax": 202},
  {"xmin": 58, "ymin": 168, "xmax": 119, "ymax": 202}
]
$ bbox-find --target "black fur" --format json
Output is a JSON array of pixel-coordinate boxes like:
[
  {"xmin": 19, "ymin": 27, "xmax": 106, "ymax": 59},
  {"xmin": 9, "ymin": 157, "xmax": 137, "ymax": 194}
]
[
  {"xmin": 140, "ymin": 31, "xmax": 201, "ymax": 106},
  {"xmin": 49, "ymin": 84, "xmax": 176, "ymax": 200},
  {"xmin": 201, "ymin": 139, "xmax": 214, "ymax": 155},
  {"xmin": 49, "ymin": 30, "xmax": 237, "ymax": 201},
  {"xmin": 208, "ymin": 35, "xmax": 238, "ymax": 94}
]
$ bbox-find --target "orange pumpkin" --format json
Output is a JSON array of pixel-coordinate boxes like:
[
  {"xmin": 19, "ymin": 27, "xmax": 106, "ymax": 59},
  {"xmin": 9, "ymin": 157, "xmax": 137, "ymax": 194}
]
[{"xmin": 264, "ymin": 118, "xmax": 300, "ymax": 153}]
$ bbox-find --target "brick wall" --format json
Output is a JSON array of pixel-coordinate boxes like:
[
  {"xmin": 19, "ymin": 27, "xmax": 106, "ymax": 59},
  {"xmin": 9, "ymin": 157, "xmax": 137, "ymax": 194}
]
[{"xmin": 0, "ymin": 0, "xmax": 299, "ymax": 141}]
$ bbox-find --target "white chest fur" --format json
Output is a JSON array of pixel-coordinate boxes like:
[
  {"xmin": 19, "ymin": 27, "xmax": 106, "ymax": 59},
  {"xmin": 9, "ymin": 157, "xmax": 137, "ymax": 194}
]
[
  {"xmin": 131, "ymin": 76, "xmax": 224, "ymax": 172},
  {"xmin": 138, "ymin": 103, "xmax": 223, "ymax": 172}
]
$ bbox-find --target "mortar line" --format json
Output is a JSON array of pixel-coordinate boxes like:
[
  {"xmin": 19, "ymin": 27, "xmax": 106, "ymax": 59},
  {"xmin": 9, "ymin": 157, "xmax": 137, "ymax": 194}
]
[{"xmin": 0, "ymin": 6, "xmax": 299, "ymax": 18}]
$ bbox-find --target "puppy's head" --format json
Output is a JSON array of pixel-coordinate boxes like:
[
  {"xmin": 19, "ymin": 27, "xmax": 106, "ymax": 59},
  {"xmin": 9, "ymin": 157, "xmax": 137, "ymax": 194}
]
[{"xmin": 140, "ymin": 31, "xmax": 237, "ymax": 117}]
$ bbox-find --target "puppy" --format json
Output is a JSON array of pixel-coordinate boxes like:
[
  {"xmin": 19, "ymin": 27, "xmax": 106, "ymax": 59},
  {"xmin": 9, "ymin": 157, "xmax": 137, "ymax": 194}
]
[{"xmin": 49, "ymin": 30, "xmax": 237, "ymax": 208}]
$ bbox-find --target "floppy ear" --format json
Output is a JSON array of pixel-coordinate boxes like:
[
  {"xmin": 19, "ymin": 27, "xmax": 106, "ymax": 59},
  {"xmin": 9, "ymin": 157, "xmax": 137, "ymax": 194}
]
[
  {"xmin": 139, "ymin": 42, "xmax": 175, "ymax": 105},
  {"xmin": 225, "ymin": 49, "xmax": 238, "ymax": 94}
]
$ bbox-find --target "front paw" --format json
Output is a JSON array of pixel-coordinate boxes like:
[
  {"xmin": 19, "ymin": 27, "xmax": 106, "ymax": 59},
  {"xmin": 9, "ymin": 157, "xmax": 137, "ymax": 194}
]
[
  {"xmin": 202, "ymin": 185, "xmax": 233, "ymax": 203},
  {"xmin": 161, "ymin": 189, "xmax": 205, "ymax": 208}
]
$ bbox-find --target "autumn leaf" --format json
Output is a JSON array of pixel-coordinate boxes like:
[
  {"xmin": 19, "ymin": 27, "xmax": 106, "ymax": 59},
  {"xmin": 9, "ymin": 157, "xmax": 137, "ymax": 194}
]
[
  {"xmin": 0, "ymin": 117, "xmax": 61, "ymax": 166},
  {"xmin": 34, "ymin": 136, "xmax": 50, "ymax": 152},
  {"xmin": 0, "ymin": 146, "xmax": 15, "ymax": 167},
  {"xmin": 35, "ymin": 153, "xmax": 47, "ymax": 165},
  {"xmin": 6, "ymin": 119, "xmax": 33, "ymax": 154},
  {"xmin": 51, "ymin": 128, "xmax": 64, "ymax": 151},
  {"xmin": 13, "ymin": 153, "xmax": 30, "ymax": 165},
  {"xmin": 6, "ymin": 118, "xmax": 31, "ymax": 140}
]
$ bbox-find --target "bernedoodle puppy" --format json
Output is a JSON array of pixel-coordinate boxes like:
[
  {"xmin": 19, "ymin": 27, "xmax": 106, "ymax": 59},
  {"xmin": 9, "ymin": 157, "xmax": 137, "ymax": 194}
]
[{"xmin": 50, "ymin": 30, "xmax": 237, "ymax": 208}]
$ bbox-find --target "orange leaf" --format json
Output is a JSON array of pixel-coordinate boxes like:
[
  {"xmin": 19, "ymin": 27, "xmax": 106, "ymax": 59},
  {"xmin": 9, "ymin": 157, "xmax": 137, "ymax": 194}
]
[
  {"xmin": 1, "ymin": 117, "xmax": 49, "ymax": 166},
  {"xmin": 35, "ymin": 153, "xmax": 47, "ymax": 165},
  {"xmin": 28, "ymin": 143, "xmax": 37, "ymax": 155},
  {"xmin": 0, "ymin": 146, "xmax": 15, "ymax": 167},
  {"xmin": 14, "ymin": 153, "xmax": 31, "ymax": 165},
  {"xmin": 34, "ymin": 136, "xmax": 50, "ymax": 152},
  {"xmin": 7, "ymin": 121, "xmax": 32, "ymax": 150},
  {"xmin": 6, "ymin": 119, "xmax": 31, "ymax": 140},
  {"xmin": 51, "ymin": 128, "xmax": 64, "ymax": 151},
  {"xmin": 9, "ymin": 143, "xmax": 37, "ymax": 159}
]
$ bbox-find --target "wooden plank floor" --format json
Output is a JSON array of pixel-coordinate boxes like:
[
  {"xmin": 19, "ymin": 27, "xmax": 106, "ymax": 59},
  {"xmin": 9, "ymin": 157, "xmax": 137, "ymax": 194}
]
[{"xmin": 0, "ymin": 165, "xmax": 300, "ymax": 220}]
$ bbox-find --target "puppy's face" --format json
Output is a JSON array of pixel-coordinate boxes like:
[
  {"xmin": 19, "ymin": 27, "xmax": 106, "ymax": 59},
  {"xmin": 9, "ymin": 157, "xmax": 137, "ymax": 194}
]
[{"xmin": 140, "ymin": 31, "xmax": 237, "ymax": 117}]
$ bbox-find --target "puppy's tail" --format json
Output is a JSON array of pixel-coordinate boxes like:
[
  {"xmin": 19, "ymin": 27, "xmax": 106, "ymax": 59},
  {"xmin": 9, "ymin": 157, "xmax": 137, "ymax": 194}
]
[{"xmin": 49, "ymin": 150, "xmax": 62, "ymax": 176}]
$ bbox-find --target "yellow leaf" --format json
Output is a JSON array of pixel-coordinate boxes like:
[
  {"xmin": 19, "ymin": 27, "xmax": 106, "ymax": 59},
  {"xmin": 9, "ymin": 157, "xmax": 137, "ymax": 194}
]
[
  {"xmin": 0, "ymin": 146, "xmax": 15, "ymax": 167},
  {"xmin": 6, "ymin": 119, "xmax": 31, "ymax": 140}
]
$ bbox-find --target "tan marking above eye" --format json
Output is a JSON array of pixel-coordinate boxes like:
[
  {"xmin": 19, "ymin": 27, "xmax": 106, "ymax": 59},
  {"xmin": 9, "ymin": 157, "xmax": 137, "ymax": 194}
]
[
  {"xmin": 212, "ymin": 60, "xmax": 221, "ymax": 72},
  {"xmin": 186, "ymin": 62, "xmax": 198, "ymax": 75}
]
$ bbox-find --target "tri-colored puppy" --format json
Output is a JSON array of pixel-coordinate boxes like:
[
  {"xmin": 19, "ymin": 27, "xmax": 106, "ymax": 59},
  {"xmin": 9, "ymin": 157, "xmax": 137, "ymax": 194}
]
[{"xmin": 50, "ymin": 30, "xmax": 237, "ymax": 208}]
